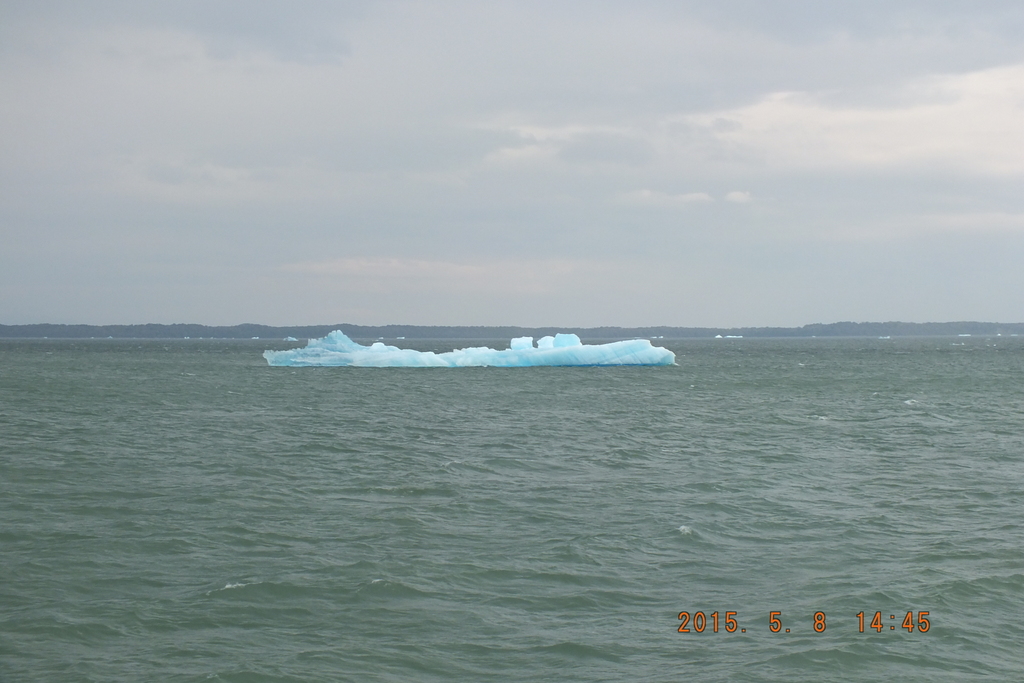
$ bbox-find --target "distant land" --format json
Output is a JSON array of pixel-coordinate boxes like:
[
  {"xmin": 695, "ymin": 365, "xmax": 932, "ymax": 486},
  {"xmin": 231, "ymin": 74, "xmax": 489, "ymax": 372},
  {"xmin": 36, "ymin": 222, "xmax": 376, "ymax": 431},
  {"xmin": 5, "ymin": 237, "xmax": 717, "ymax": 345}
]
[{"xmin": 2, "ymin": 321, "xmax": 1023, "ymax": 340}]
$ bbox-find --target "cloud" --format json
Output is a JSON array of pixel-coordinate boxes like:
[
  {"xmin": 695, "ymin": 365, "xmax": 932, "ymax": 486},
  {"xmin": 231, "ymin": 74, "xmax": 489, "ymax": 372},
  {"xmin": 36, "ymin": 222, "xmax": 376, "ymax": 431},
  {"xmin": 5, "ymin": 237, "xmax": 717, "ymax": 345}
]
[
  {"xmin": 841, "ymin": 211, "xmax": 1024, "ymax": 241},
  {"xmin": 4, "ymin": 2, "xmax": 1024, "ymax": 325},
  {"xmin": 0, "ymin": 0, "xmax": 368, "ymax": 63},
  {"xmin": 484, "ymin": 144, "xmax": 559, "ymax": 166},
  {"xmin": 687, "ymin": 64, "xmax": 1024, "ymax": 174},
  {"xmin": 278, "ymin": 257, "xmax": 622, "ymax": 295},
  {"xmin": 618, "ymin": 189, "xmax": 713, "ymax": 206}
]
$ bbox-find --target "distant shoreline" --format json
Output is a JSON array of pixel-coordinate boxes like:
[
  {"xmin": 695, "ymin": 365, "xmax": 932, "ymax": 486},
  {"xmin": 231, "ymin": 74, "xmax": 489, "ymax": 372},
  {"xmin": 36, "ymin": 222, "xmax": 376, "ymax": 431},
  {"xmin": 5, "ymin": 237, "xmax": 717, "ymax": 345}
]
[{"xmin": 2, "ymin": 322, "xmax": 1023, "ymax": 340}]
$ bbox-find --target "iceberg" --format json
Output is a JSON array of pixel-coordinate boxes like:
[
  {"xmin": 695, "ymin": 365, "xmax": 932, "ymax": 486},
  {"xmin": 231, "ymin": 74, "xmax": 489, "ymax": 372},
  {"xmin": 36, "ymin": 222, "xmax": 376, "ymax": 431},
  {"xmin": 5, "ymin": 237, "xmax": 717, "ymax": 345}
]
[{"xmin": 263, "ymin": 331, "xmax": 675, "ymax": 367}]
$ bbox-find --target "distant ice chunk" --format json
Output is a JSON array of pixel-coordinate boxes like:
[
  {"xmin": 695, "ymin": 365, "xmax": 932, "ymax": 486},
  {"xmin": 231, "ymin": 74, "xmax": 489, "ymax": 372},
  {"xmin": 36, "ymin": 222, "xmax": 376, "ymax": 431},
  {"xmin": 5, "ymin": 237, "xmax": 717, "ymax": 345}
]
[
  {"xmin": 553, "ymin": 333, "xmax": 581, "ymax": 347},
  {"xmin": 263, "ymin": 331, "xmax": 675, "ymax": 367},
  {"xmin": 510, "ymin": 336, "xmax": 534, "ymax": 350}
]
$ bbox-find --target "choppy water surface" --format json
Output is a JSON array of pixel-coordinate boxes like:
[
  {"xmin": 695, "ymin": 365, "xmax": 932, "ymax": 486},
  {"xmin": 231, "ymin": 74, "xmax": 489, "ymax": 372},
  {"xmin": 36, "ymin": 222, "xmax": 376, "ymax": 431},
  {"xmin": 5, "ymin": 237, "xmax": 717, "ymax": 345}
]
[{"xmin": 2, "ymin": 337, "xmax": 1022, "ymax": 682}]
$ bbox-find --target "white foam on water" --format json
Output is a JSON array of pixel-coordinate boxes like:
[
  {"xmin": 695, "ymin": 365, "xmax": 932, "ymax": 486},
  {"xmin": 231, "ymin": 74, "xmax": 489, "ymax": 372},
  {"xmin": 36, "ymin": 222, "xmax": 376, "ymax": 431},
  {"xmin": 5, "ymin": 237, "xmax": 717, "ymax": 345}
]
[
  {"xmin": 205, "ymin": 582, "xmax": 253, "ymax": 595},
  {"xmin": 677, "ymin": 525, "xmax": 693, "ymax": 535},
  {"xmin": 263, "ymin": 331, "xmax": 675, "ymax": 367}
]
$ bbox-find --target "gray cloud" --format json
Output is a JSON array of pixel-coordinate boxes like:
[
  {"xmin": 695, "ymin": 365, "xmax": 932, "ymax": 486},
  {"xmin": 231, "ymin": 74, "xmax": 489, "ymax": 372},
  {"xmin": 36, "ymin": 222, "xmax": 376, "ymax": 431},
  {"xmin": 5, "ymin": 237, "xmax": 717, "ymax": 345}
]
[{"xmin": 2, "ymin": 1, "xmax": 1023, "ymax": 325}]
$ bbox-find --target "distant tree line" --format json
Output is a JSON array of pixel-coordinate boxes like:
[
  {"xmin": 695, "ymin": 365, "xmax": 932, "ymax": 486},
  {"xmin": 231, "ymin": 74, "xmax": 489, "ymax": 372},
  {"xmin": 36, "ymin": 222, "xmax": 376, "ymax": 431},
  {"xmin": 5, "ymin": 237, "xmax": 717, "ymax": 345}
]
[{"xmin": 2, "ymin": 321, "xmax": 1023, "ymax": 340}]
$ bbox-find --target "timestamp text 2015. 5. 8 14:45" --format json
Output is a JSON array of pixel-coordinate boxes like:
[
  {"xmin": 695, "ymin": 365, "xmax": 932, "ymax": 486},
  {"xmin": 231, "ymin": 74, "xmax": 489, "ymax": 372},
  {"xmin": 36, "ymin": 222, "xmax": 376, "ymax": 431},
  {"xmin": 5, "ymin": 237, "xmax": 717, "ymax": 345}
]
[{"xmin": 676, "ymin": 611, "xmax": 930, "ymax": 634}]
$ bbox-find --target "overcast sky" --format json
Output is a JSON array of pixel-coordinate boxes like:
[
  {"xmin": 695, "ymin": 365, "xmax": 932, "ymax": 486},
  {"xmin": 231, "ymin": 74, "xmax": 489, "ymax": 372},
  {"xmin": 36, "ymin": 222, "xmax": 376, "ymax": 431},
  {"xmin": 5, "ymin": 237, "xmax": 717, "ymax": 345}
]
[{"xmin": 2, "ymin": 1, "xmax": 1023, "ymax": 326}]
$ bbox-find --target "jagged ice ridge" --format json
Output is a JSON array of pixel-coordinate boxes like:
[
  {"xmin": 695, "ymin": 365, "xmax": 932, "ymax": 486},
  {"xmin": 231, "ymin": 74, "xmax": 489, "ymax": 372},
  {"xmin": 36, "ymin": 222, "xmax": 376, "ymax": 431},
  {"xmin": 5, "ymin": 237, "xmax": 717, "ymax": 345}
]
[{"xmin": 263, "ymin": 331, "xmax": 675, "ymax": 367}]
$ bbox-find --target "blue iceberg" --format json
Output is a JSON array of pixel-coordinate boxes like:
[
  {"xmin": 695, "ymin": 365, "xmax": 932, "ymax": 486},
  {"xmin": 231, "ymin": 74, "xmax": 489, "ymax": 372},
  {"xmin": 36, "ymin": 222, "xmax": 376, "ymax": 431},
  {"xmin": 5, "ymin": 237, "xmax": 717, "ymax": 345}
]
[{"xmin": 263, "ymin": 331, "xmax": 675, "ymax": 367}]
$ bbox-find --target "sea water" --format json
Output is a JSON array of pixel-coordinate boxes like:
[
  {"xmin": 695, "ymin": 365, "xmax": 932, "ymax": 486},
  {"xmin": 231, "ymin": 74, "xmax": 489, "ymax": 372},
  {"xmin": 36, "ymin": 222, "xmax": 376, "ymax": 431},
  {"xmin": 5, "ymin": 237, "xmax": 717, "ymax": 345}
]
[{"xmin": 1, "ymin": 337, "xmax": 1022, "ymax": 682}]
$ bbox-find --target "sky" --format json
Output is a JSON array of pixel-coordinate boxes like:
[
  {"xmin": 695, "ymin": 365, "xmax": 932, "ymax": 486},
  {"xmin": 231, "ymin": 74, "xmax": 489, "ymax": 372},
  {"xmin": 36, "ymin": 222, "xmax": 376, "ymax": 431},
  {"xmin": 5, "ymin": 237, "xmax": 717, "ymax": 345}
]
[{"xmin": 2, "ymin": 0, "xmax": 1023, "ymax": 327}]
